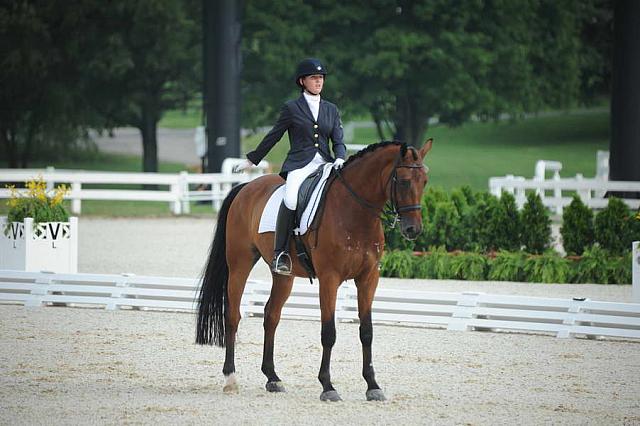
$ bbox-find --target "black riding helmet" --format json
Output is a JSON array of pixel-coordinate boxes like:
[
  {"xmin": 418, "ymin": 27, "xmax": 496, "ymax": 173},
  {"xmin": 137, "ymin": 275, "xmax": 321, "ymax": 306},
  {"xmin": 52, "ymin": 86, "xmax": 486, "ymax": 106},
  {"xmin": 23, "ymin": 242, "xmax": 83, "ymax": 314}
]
[{"xmin": 295, "ymin": 58, "xmax": 327, "ymax": 87}]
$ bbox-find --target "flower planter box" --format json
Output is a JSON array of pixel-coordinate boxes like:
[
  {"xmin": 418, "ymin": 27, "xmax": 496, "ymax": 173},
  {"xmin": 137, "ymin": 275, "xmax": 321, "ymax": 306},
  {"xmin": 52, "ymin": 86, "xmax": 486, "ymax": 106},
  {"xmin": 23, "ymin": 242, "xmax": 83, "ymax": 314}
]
[{"xmin": 0, "ymin": 216, "xmax": 78, "ymax": 273}]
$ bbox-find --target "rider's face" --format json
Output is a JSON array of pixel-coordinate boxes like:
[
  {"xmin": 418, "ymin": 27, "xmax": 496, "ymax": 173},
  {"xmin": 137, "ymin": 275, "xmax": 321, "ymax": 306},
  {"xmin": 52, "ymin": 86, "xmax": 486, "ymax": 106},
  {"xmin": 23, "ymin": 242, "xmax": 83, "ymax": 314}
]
[{"xmin": 301, "ymin": 74, "xmax": 324, "ymax": 95}]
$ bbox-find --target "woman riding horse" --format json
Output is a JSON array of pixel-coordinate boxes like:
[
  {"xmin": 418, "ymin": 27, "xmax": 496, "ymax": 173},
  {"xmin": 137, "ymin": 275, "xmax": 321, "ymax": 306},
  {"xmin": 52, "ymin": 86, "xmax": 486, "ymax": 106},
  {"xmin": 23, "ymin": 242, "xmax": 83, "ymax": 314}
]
[
  {"xmin": 234, "ymin": 58, "xmax": 346, "ymax": 275},
  {"xmin": 197, "ymin": 132, "xmax": 433, "ymax": 401}
]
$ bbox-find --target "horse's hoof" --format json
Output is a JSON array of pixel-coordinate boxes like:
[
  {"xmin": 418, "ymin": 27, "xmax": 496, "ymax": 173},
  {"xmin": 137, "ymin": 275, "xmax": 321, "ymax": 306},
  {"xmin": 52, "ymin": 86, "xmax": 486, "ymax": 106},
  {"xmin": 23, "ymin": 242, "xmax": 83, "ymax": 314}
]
[
  {"xmin": 223, "ymin": 374, "xmax": 239, "ymax": 394},
  {"xmin": 223, "ymin": 382, "xmax": 239, "ymax": 393},
  {"xmin": 265, "ymin": 381, "xmax": 286, "ymax": 393},
  {"xmin": 366, "ymin": 389, "xmax": 386, "ymax": 401},
  {"xmin": 320, "ymin": 390, "xmax": 342, "ymax": 402}
]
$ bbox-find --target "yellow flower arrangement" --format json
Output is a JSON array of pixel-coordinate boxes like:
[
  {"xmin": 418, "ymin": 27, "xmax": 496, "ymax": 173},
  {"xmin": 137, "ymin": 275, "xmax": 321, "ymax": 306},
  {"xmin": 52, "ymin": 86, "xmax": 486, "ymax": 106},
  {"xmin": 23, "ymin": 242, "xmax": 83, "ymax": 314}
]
[{"xmin": 4, "ymin": 175, "xmax": 70, "ymax": 226}]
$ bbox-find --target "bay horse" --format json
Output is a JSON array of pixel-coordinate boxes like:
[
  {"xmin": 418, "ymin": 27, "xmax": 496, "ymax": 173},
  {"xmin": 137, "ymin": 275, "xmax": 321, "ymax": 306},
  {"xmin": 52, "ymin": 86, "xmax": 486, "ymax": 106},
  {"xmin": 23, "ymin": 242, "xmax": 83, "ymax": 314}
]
[{"xmin": 196, "ymin": 139, "xmax": 433, "ymax": 401}]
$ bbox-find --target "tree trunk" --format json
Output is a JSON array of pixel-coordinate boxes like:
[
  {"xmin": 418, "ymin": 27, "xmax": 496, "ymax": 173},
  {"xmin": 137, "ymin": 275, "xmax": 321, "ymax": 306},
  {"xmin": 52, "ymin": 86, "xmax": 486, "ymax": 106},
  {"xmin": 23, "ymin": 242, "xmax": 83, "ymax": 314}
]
[
  {"xmin": 139, "ymin": 109, "xmax": 159, "ymax": 173},
  {"xmin": 20, "ymin": 121, "xmax": 36, "ymax": 168},
  {"xmin": 1, "ymin": 127, "xmax": 19, "ymax": 168},
  {"xmin": 610, "ymin": 0, "xmax": 640, "ymax": 197},
  {"xmin": 393, "ymin": 95, "xmax": 428, "ymax": 148},
  {"xmin": 370, "ymin": 109, "xmax": 386, "ymax": 142}
]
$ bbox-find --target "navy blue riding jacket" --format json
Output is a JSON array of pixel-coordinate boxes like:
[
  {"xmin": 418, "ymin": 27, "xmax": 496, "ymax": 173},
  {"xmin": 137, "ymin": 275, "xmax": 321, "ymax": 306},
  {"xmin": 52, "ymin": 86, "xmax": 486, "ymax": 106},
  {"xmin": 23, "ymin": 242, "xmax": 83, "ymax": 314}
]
[{"xmin": 246, "ymin": 94, "xmax": 346, "ymax": 178}]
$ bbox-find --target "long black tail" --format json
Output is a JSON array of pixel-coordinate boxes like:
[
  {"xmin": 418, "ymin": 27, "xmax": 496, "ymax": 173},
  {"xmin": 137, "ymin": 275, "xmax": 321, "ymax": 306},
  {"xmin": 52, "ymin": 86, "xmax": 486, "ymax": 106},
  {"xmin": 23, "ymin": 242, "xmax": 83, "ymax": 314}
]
[{"xmin": 196, "ymin": 183, "xmax": 248, "ymax": 347}]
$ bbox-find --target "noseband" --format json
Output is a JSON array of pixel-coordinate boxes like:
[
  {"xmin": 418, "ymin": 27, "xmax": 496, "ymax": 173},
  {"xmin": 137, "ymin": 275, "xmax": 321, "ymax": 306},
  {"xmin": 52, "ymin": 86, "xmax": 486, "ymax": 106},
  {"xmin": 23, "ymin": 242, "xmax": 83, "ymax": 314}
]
[{"xmin": 335, "ymin": 147, "xmax": 424, "ymax": 226}]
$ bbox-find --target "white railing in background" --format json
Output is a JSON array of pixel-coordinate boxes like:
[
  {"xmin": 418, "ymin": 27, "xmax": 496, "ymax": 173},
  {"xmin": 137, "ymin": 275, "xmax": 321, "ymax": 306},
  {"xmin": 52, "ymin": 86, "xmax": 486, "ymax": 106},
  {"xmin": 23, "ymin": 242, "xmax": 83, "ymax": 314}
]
[
  {"xmin": 1, "ymin": 270, "xmax": 639, "ymax": 340},
  {"xmin": 0, "ymin": 158, "xmax": 268, "ymax": 214},
  {"xmin": 634, "ymin": 242, "xmax": 640, "ymax": 304},
  {"xmin": 489, "ymin": 153, "xmax": 640, "ymax": 215}
]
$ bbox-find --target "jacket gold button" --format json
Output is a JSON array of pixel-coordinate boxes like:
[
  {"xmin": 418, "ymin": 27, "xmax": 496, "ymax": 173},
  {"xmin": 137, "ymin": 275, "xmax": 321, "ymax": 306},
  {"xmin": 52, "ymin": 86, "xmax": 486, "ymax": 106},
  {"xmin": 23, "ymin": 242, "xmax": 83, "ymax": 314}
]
[
  {"xmin": 314, "ymin": 133, "xmax": 319, "ymax": 138},
  {"xmin": 313, "ymin": 124, "xmax": 318, "ymax": 129},
  {"xmin": 314, "ymin": 143, "xmax": 319, "ymax": 147}
]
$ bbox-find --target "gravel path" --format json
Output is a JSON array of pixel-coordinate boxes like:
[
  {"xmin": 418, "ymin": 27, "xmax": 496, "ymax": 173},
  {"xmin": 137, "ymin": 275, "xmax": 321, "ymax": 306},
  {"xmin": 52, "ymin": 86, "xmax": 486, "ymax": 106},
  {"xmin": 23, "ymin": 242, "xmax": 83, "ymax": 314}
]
[{"xmin": 1, "ymin": 217, "xmax": 638, "ymax": 425}]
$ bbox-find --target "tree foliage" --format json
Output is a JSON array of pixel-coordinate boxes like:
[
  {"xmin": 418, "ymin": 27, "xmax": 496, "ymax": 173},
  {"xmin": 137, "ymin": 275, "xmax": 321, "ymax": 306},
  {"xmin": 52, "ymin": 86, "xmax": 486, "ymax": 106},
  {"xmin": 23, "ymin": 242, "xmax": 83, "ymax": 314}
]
[{"xmin": 0, "ymin": 0, "xmax": 200, "ymax": 171}]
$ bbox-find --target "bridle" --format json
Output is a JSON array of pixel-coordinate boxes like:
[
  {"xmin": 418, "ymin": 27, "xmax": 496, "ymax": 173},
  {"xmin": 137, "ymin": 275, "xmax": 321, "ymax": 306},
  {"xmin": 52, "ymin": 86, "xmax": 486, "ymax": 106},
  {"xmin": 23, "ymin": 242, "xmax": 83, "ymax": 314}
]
[{"xmin": 335, "ymin": 147, "xmax": 425, "ymax": 228}]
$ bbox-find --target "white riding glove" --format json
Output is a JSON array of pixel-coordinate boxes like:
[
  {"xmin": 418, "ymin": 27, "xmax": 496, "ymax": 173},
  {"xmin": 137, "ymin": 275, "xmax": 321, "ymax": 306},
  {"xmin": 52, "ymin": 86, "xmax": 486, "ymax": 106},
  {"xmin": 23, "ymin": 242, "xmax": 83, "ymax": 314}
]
[
  {"xmin": 333, "ymin": 158, "xmax": 345, "ymax": 170},
  {"xmin": 232, "ymin": 159, "xmax": 254, "ymax": 173}
]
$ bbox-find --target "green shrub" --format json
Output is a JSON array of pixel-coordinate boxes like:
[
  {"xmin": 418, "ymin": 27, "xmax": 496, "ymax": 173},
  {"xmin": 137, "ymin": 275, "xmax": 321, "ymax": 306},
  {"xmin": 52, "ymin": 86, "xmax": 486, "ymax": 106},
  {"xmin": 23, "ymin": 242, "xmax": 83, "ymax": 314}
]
[
  {"xmin": 450, "ymin": 188, "xmax": 470, "ymax": 217},
  {"xmin": 414, "ymin": 187, "xmax": 449, "ymax": 251},
  {"xmin": 427, "ymin": 201, "xmax": 463, "ymax": 250},
  {"xmin": 560, "ymin": 195, "xmax": 594, "ymax": 255},
  {"xmin": 595, "ymin": 197, "xmax": 634, "ymax": 255},
  {"xmin": 571, "ymin": 245, "xmax": 631, "ymax": 284},
  {"xmin": 488, "ymin": 250, "xmax": 527, "ymax": 282},
  {"xmin": 491, "ymin": 192, "xmax": 521, "ymax": 251},
  {"xmin": 569, "ymin": 245, "xmax": 609, "ymax": 284},
  {"xmin": 523, "ymin": 251, "xmax": 570, "ymax": 283},
  {"xmin": 414, "ymin": 246, "xmax": 452, "ymax": 279},
  {"xmin": 468, "ymin": 193, "xmax": 500, "ymax": 252},
  {"xmin": 380, "ymin": 250, "xmax": 415, "ymax": 278},
  {"xmin": 520, "ymin": 192, "xmax": 552, "ymax": 254},
  {"xmin": 607, "ymin": 252, "xmax": 632, "ymax": 284},
  {"xmin": 449, "ymin": 252, "xmax": 488, "ymax": 280}
]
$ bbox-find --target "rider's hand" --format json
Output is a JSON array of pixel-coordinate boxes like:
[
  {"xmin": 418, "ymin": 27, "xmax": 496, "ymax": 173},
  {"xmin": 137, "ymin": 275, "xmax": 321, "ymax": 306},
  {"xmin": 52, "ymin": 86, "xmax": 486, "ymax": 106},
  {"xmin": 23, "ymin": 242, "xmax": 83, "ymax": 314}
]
[
  {"xmin": 332, "ymin": 158, "xmax": 345, "ymax": 170},
  {"xmin": 232, "ymin": 159, "xmax": 253, "ymax": 173}
]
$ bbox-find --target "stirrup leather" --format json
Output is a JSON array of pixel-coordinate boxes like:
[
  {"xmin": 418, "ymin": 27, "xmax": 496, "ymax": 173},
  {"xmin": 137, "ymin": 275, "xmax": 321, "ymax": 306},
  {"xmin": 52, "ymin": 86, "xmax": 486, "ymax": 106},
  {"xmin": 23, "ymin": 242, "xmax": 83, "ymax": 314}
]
[{"xmin": 272, "ymin": 251, "xmax": 292, "ymax": 275}]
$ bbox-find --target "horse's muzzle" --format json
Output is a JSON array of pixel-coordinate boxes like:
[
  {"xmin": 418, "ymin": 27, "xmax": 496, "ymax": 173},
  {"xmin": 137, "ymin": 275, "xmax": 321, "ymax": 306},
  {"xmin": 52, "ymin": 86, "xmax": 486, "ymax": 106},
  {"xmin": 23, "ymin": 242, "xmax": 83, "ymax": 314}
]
[{"xmin": 400, "ymin": 224, "xmax": 421, "ymax": 241}]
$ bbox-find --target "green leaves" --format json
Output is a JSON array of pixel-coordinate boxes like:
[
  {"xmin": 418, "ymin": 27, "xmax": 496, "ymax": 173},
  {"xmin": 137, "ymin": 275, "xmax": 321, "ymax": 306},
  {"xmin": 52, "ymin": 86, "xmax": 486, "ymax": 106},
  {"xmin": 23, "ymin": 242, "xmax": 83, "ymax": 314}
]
[{"xmin": 560, "ymin": 195, "xmax": 594, "ymax": 255}]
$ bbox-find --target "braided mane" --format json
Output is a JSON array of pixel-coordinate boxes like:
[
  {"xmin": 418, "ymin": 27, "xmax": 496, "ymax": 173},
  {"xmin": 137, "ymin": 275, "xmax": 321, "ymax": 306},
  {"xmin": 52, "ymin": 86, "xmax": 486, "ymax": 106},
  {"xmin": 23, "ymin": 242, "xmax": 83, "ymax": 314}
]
[{"xmin": 343, "ymin": 140, "xmax": 407, "ymax": 168}]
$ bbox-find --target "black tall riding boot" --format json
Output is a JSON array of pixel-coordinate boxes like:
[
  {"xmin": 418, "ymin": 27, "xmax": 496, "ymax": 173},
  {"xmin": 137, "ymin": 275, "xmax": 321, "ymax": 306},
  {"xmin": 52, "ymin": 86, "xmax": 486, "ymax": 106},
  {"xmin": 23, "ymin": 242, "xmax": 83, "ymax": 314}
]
[{"xmin": 272, "ymin": 202, "xmax": 296, "ymax": 275}]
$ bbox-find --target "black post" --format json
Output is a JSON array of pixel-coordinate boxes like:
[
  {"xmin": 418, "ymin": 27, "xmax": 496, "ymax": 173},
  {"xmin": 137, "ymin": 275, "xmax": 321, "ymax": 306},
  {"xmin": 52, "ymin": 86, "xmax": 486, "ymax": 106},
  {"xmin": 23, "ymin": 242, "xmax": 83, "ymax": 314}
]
[
  {"xmin": 610, "ymin": 0, "xmax": 640, "ymax": 193},
  {"xmin": 203, "ymin": 0, "xmax": 242, "ymax": 172}
]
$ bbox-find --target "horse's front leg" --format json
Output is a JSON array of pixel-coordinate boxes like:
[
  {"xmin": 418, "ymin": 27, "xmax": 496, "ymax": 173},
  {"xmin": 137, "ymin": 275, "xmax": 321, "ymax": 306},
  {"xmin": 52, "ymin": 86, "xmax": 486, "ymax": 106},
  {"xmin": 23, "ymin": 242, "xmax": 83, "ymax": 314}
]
[
  {"xmin": 318, "ymin": 279, "xmax": 341, "ymax": 402},
  {"xmin": 355, "ymin": 268, "xmax": 386, "ymax": 401}
]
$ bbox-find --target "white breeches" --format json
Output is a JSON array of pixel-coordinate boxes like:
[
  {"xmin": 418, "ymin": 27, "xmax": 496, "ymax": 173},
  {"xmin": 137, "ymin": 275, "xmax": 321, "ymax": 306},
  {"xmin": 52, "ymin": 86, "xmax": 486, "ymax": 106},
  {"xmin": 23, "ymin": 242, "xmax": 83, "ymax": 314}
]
[{"xmin": 283, "ymin": 153, "xmax": 327, "ymax": 210}]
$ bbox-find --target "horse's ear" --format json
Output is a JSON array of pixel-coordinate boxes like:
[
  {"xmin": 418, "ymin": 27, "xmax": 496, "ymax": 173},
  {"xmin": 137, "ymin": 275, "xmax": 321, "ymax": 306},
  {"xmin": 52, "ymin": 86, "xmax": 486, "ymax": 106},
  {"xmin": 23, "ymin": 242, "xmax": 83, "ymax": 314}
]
[{"xmin": 419, "ymin": 138, "xmax": 433, "ymax": 158}]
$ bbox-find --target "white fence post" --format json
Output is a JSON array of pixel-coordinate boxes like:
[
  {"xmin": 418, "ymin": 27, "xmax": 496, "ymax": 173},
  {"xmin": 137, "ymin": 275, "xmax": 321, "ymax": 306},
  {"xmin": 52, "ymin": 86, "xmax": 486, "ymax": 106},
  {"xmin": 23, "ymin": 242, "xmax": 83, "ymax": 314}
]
[
  {"xmin": 633, "ymin": 241, "xmax": 640, "ymax": 303},
  {"xmin": 179, "ymin": 171, "xmax": 190, "ymax": 215},
  {"xmin": 45, "ymin": 166, "xmax": 55, "ymax": 191},
  {"xmin": 170, "ymin": 179, "xmax": 182, "ymax": 215},
  {"xmin": 69, "ymin": 217, "xmax": 78, "ymax": 273},
  {"xmin": 71, "ymin": 181, "xmax": 82, "ymax": 215}
]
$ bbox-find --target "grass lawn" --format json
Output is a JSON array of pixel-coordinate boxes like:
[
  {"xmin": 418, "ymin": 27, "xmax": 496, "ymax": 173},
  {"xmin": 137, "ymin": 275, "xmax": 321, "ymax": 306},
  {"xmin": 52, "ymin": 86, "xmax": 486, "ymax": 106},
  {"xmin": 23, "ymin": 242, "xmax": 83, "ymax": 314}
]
[{"xmin": 242, "ymin": 109, "xmax": 610, "ymax": 191}]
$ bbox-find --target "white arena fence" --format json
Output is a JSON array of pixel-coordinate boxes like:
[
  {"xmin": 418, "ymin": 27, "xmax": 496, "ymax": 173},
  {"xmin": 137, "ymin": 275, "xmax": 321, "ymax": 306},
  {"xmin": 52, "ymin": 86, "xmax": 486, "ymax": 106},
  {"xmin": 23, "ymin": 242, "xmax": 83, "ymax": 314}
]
[
  {"xmin": 0, "ymin": 158, "xmax": 268, "ymax": 215},
  {"xmin": 1, "ymin": 270, "xmax": 639, "ymax": 340},
  {"xmin": 489, "ymin": 158, "xmax": 640, "ymax": 215}
]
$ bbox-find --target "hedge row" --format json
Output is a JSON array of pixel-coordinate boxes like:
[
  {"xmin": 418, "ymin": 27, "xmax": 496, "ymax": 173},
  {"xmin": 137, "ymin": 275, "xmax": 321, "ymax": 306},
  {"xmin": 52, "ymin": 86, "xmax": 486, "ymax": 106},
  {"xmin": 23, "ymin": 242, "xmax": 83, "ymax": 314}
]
[{"xmin": 380, "ymin": 246, "xmax": 632, "ymax": 285}]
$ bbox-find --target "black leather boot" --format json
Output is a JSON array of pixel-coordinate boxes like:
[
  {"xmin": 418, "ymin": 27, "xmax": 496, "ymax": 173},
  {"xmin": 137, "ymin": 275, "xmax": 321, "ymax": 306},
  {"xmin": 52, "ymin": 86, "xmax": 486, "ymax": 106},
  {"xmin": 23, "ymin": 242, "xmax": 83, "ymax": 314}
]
[{"xmin": 272, "ymin": 202, "xmax": 296, "ymax": 275}]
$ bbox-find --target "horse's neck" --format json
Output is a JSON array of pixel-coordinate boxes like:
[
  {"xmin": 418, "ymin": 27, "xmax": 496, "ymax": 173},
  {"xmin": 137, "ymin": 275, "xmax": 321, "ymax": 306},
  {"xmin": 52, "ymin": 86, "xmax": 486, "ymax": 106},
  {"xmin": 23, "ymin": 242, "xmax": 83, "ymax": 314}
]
[{"xmin": 342, "ymin": 147, "xmax": 396, "ymax": 208}]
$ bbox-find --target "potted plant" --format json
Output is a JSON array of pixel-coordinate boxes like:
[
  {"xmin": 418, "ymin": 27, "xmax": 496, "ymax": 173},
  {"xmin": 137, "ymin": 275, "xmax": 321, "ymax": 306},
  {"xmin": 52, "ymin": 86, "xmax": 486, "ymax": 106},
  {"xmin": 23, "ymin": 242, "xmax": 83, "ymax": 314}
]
[{"xmin": 1, "ymin": 176, "xmax": 78, "ymax": 273}]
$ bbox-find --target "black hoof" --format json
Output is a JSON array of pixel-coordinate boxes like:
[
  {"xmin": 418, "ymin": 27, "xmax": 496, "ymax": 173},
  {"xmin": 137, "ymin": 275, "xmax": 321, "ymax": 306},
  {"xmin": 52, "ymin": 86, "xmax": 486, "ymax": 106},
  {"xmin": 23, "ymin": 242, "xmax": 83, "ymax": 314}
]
[
  {"xmin": 366, "ymin": 389, "xmax": 386, "ymax": 401},
  {"xmin": 320, "ymin": 390, "xmax": 342, "ymax": 402},
  {"xmin": 265, "ymin": 381, "xmax": 286, "ymax": 393}
]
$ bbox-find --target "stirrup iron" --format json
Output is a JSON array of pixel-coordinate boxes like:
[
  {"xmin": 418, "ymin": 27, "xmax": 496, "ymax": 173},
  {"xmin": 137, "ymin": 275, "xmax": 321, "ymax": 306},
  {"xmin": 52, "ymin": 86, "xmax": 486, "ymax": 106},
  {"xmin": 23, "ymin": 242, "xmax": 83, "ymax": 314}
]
[{"xmin": 272, "ymin": 251, "xmax": 292, "ymax": 275}]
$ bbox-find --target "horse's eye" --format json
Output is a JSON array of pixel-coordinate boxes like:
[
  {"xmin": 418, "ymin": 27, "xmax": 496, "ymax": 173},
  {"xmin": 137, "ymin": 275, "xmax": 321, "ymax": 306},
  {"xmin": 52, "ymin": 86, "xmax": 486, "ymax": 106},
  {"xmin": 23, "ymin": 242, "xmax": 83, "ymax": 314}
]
[{"xmin": 399, "ymin": 179, "xmax": 411, "ymax": 189}]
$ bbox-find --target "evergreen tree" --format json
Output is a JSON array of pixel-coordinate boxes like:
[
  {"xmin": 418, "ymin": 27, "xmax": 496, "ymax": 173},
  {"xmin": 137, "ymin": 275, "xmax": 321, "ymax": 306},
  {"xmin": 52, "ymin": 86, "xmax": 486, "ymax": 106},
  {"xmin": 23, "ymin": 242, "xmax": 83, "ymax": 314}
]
[
  {"xmin": 520, "ymin": 192, "xmax": 552, "ymax": 254},
  {"xmin": 560, "ymin": 195, "xmax": 594, "ymax": 255}
]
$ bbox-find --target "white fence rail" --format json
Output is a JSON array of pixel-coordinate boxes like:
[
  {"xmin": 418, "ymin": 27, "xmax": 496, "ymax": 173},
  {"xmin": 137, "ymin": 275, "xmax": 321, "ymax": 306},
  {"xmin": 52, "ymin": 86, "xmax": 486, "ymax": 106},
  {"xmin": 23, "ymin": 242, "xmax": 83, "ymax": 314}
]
[
  {"xmin": 489, "ymin": 158, "xmax": 640, "ymax": 215},
  {"xmin": 1, "ymin": 270, "xmax": 639, "ymax": 340},
  {"xmin": 0, "ymin": 159, "xmax": 268, "ymax": 215}
]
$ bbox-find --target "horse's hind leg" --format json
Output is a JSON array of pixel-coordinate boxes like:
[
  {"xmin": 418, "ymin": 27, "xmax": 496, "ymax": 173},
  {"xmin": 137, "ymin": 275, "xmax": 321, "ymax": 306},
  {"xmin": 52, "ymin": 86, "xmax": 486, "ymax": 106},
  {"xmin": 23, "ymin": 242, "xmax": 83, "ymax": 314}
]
[
  {"xmin": 222, "ymin": 249, "xmax": 258, "ymax": 393},
  {"xmin": 261, "ymin": 272, "xmax": 294, "ymax": 392}
]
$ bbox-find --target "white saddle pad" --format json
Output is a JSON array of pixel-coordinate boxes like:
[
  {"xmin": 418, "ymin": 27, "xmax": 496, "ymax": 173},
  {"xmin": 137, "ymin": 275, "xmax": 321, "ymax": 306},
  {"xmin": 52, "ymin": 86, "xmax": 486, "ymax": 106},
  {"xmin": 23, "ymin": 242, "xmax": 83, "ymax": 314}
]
[{"xmin": 258, "ymin": 163, "xmax": 333, "ymax": 235}]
